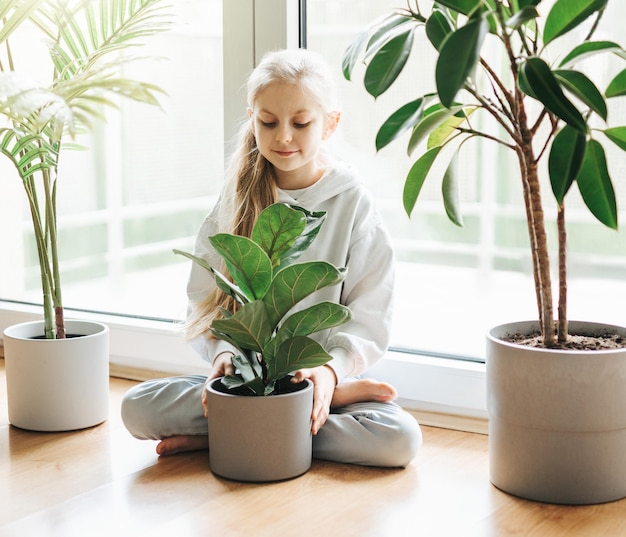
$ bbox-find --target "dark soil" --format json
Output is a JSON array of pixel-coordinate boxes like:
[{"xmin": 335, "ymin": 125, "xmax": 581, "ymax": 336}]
[{"xmin": 505, "ymin": 332, "xmax": 626, "ymax": 351}]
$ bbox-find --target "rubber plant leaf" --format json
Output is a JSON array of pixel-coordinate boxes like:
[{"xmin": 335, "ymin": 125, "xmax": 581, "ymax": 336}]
[
  {"xmin": 211, "ymin": 300, "xmax": 271, "ymax": 354},
  {"xmin": 543, "ymin": 0, "xmax": 608, "ymax": 46},
  {"xmin": 559, "ymin": 41, "xmax": 626, "ymax": 68},
  {"xmin": 554, "ymin": 69, "xmax": 607, "ymax": 121},
  {"xmin": 506, "ymin": 6, "xmax": 539, "ymax": 29},
  {"xmin": 364, "ymin": 12, "xmax": 416, "ymax": 61},
  {"xmin": 267, "ymin": 336, "xmax": 333, "ymax": 382},
  {"xmin": 442, "ymin": 148, "xmax": 464, "ymax": 227},
  {"xmin": 403, "ymin": 145, "xmax": 444, "ymax": 216},
  {"xmin": 576, "ymin": 139, "xmax": 617, "ymax": 229},
  {"xmin": 209, "ymin": 234, "xmax": 272, "ymax": 301},
  {"xmin": 519, "ymin": 57, "xmax": 587, "ymax": 133},
  {"xmin": 548, "ymin": 125, "xmax": 587, "ymax": 203},
  {"xmin": 603, "ymin": 126, "xmax": 626, "ymax": 151},
  {"xmin": 376, "ymin": 97, "xmax": 425, "ymax": 151},
  {"xmin": 425, "ymin": 8, "xmax": 453, "ymax": 50},
  {"xmin": 435, "ymin": 0, "xmax": 481, "ymax": 15},
  {"xmin": 263, "ymin": 262, "xmax": 346, "ymax": 329},
  {"xmin": 408, "ymin": 104, "xmax": 464, "ymax": 155},
  {"xmin": 364, "ymin": 26, "xmax": 415, "ymax": 98},
  {"xmin": 435, "ymin": 14, "xmax": 488, "ymax": 108},
  {"xmin": 427, "ymin": 107, "xmax": 474, "ymax": 149},
  {"xmin": 606, "ymin": 69, "xmax": 626, "ymax": 98},
  {"xmin": 342, "ymin": 29, "xmax": 369, "ymax": 81}
]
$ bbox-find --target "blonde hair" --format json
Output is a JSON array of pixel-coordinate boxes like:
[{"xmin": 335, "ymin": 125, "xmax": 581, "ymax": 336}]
[{"xmin": 185, "ymin": 48, "xmax": 339, "ymax": 339}]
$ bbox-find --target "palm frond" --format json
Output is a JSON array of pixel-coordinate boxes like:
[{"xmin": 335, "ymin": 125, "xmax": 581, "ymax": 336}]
[{"xmin": 0, "ymin": 0, "xmax": 43, "ymax": 45}]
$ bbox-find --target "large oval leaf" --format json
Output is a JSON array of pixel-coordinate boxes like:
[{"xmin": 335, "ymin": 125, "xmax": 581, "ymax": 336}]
[
  {"xmin": 364, "ymin": 27, "xmax": 415, "ymax": 98},
  {"xmin": 606, "ymin": 69, "xmax": 626, "ymax": 98},
  {"xmin": 263, "ymin": 262, "xmax": 346, "ymax": 328},
  {"xmin": 268, "ymin": 336, "xmax": 332, "ymax": 382},
  {"xmin": 559, "ymin": 41, "xmax": 626, "ymax": 68},
  {"xmin": 435, "ymin": 0, "xmax": 481, "ymax": 15},
  {"xmin": 428, "ymin": 107, "xmax": 473, "ymax": 148},
  {"xmin": 554, "ymin": 69, "xmax": 607, "ymax": 120},
  {"xmin": 376, "ymin": 98, "xmax": 425, "ymax": 151},
  {"xmin": 543, "ymin": 0, "xmax": 608, "ymax": 46},
  {"xmin": 211, "ymin": 301, "xmax": 271, "ymax": 353},
  {"xmin": 342, "ymin": 29, "xmax": 369, "ymax": 81},
  {"xmin": 425, "ymin": 9, "xmax": 453, "ymax": 50},
  {"xmin": 435, "ymin": 15, "xmax": 488, "ymax": 108},
  {"xmin": 576, "ymin": 139, "xmax": 617, "ymax": 229},
  {"xmin": 408, "ymin": 103, "xmax": 464, "ymax": 154},
  {"xmin": 209, "ymin": 234, "xmax": 272, "ymax": 301},
  {"xmin": 520, "ymin": 57, "xmax": 587, "ymax": 133},
  {"xmin": 603, "ymin": 126, "xmax": 626, "ymax": 151},
  {"xmin": 403, "ymin": 145, "xmax": 444, "ymax": 216},
  {"xmin": 548, "ymin": 125, "xmax": 587, "ymax": 203},
  {"xmin": 276, "ymin": 302, "xmax": 352, "ymax": 344}
]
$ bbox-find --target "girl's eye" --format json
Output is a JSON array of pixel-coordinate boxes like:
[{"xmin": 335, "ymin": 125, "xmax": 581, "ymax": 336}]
[
  {"xmin": 294, "ymin": 122, "xmax": 311, "ymax": 129},
  {"xmin": 261, "ymin": 121, "xmax": 276, "ymax": 128}
]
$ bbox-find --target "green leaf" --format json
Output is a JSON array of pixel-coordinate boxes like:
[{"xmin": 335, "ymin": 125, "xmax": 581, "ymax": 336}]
[
  {"xmin": 606, "ymin": 69, "xmax": 626, "ymax": 98},
  {"xmin": 231, "ymin": 352, "xmax": 262, "ymax": 383},
  {"xmin": 408, "ymin": 104, "xmax": 464, "ymax": 155},
  {"xmin": 435, "ymin": 0, "xmax": 481, "ymax": 15},
  {"xmin": 436, "ymin": 15, "xmax": 488, "ymax": 108},
  {"xmin": 425, "ymin": 9, "xmax": 453, "ymax": 50},
  {"xmin": 576, "ymin": 139, "xmax": 617, "ymax": 229},
  {"xmin": 376, "ymin": 98, "xmax": 425, "ymax": 151},
  {"xmin": 559, "ymin": 41, "xmax": 626, "ymax": 68},
  {"xmin": 519, "ymin": 57, "xmax": 587, "ymax": 133},
  {"xmin": 554, "ymin": 69, "xmax": 607, "ymax": 121},
  {"xmin": 427, "ymin": 107, "xmax": 473, "ymax": 149},
  {"xmin": 342, "ymin": 29, "xmax": 369, "ymax": 81},
  {"xmin": 506, "ymin": 6, "xmax": 539, "ymax": 29},
  {"xmin": 267, "ymin": 336, "xmax": 333, "ymax": 382},
  {"xmin": 603, "ymin": 126, "xmax": 626, "ymax": 151},
  {"xmin": 263, "ymin": 262, "xmax": 346, "ymax": 329},
  {"xmin": 403, "ymin": 146, "xmax": 444, "ymax": 216},
  {"xmin": 442, "ymin": 151, "xmax": 463, "ymax": 227},
  {"xmin": 543, "ymin": 0, "xmax": 608, "ymax": 46},
  {"xmin": 211, "ymin": 301, "xmax": 272, "ymax": 353},
  {"xmin": 209, "ymin": 234, "xmax": 272, "ymax": 301},
  {"xmin": 548, "ymin": 125, "xmax": 587, "ymax": 203},
  {"xmin": 364, "ymin": 27, "xmax": 415, "ymax": 98}
]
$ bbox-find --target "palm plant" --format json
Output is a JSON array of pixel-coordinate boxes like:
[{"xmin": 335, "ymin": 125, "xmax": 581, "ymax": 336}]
[
  {"xmin": 0, "ymin": 0, "xmax": 170, "ymax": 338},
  {"xmin": 174, "ymin": 203, "xmax": 352, "ymax": 396},
  {"xmin": 343, "ymin": 0, "xmax": 626, "ymax": 347}
]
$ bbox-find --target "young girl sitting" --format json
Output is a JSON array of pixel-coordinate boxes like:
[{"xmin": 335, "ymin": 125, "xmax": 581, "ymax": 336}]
[{"xmin": 121, "ymin": 48, "xmax": 422, "ymax": 467}]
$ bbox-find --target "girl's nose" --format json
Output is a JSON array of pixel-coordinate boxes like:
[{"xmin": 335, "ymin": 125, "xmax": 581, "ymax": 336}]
[{"xmin": 275, "ymin": 126, "xmax": 292, "ymax": 143}]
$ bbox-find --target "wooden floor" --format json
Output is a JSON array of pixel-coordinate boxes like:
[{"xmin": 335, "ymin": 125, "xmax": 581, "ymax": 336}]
[{"xmin": 1, "ymin": 363, "xmax": 625, "ymax": 537}]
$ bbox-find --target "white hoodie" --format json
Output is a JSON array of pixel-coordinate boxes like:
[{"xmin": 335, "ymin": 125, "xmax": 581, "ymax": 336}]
[{"xmin": 186, "ymin": 159, "xmax": 395, "ymax": 382}]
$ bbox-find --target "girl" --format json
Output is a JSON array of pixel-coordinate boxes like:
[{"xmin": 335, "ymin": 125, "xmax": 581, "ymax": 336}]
[{"xmin": 121, "ymin": 49, "xmax": 422, "ymax": 467}]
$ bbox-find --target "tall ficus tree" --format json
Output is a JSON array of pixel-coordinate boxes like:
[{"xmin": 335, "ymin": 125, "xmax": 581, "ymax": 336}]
[{"xmin": 343, "ymin": 0, "xmax": 626, "ymax": 347}]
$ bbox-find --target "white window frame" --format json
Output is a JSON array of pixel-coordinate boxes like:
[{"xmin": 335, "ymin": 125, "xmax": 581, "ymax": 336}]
[{"xmin": 0, "ymin": 0, "xmax": 488, "ymax": 432}]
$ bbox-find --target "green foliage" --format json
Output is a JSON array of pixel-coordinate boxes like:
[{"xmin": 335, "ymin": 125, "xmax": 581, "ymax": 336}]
[
  {"xmin": 0, "ymin": 0, "xmax": 171, "ymax": 338},
  {"xmin": 344, "ymin": 0, "xmax": 625, "ymax": 344},
  {"xmin": 174, "ymin": 203, "xmax": 352, "ymax": 396}
]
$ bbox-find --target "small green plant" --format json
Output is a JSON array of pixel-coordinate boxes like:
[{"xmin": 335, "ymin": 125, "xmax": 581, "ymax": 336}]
[
  {"xmin": 174, "ymin": 203, "xmax": 352, "ymax": 396},
  {"xmin": 343, "ymin": 0, "xmax": 626, "ymax": 347},
  {"xmin": 0, "ymin": 0, "xmax": 170, "ymax": 338}
]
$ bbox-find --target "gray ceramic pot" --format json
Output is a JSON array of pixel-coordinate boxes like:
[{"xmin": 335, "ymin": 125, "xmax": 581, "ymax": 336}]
[
  {"xmin": 206, "ymin": 377, "xmax": 314, "ymax": 482},
  {"xmin": 487, "ymin": 320, "xmax": 626, "ymax": 504}
]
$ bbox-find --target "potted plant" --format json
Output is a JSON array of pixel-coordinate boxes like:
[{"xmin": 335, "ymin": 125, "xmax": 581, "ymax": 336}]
[
  {"xmin": 343, "ymin": 0, "xmax": 626, "ymax": 503},
  {"xmin": 174, "ymin": 202, "xmax": 351, "ymax": 482},
  {"xmin": 1, "ymin": 0, "xmax": 170, "ymax": 431}
]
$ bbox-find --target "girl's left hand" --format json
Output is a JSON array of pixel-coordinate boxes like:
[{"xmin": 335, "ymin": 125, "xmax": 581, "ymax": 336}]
[{"xmin": 291, "ymin": 365, "xmax": 337, "ymax": 435}]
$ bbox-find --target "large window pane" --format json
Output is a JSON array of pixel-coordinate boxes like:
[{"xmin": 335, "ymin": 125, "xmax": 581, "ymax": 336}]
[
  {"xmin": 1, "ymin": 0, "xmax": 223, "ymax": 321},
  {"xmin": 306, "ymin": 1, "xmax": 626, "ymax": 359}
]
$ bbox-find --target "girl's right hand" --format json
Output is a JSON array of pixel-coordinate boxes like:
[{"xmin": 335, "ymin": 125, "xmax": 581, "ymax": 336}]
[{"xmin": 202, "ymin": 352, "xmax": 235, "ymax": 417}]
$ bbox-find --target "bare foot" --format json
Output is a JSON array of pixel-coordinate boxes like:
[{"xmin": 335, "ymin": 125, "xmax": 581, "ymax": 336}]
[
  {"xmin": 156, "ymin": 435, "xmax": 208, "ymax": 456},
  {"xmin": 331, "ymin": 378, "xmax": 398, "ymax": 408}
]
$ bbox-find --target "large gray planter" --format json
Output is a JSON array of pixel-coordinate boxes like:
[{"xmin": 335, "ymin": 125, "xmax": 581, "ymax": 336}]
[
  {"xmin": 487, "ymin": 320, "xmax": 626, "ymax": 505},
  {"xmin": 205, "ymin": 377, "xmax": 314, "ymax": 482},
  {"xmin": 4, "ymin": 319, "xmax": 110, "ymax": 431}
]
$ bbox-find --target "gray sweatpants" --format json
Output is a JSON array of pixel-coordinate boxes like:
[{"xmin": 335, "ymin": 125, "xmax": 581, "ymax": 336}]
[{"xmin": 121, "ymin": 375, "xmax": 422, "ymax": 468}]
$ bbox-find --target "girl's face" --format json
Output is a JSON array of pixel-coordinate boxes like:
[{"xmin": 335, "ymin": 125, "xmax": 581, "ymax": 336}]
[{"xmin": 248, "ymin": 82, "xmax": 339, "ymax": 190}]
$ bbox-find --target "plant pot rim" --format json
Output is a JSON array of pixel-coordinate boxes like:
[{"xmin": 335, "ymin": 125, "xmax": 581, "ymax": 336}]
[
  {"xmin": 3, "ymin": 319, "xmax": 109, "ymax": 341},
  {"xmin": 207, "ymin": 376, "xmax": 312, "ymax": 398}
]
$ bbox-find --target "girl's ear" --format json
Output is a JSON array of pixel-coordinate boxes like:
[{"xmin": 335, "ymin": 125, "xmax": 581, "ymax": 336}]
[
  {"xmin": 247, "ymin": 108, "xmax": 255, "ymax": 134},
  {"xmin": 322, "ymin": 111, "xmax": 341, "ymax": 140}
]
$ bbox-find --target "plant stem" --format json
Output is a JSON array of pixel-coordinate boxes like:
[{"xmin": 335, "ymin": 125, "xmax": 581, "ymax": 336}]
[{"xmin": 557, "ymin": 204, "xmax": 568, "ymax": 343}]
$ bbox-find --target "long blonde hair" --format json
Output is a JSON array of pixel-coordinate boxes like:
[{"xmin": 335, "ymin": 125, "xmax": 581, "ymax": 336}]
[{"xmin": 185, "ymin": 48, "xmax": 339, "ymax": 339}]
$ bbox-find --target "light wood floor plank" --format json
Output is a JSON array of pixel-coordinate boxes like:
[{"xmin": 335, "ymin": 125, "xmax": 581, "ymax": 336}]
[{"xmin": 1, "ymin": 361, "xmax": 624, "ymax": 536}]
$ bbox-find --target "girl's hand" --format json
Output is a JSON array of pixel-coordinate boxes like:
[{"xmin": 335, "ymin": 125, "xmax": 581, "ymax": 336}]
[
  {"xmin": 202, "ymin": 352, "xmax": 235, "ymax": 418},
  {"xmin": 291, "ymin": 365, "xmax": 337, "ymax": 435}
]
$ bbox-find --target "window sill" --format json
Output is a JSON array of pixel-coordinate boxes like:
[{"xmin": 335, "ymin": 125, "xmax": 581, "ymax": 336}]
[{"xmin": 0, "ymin": 301, "xmax": 487, "ymax": 433}]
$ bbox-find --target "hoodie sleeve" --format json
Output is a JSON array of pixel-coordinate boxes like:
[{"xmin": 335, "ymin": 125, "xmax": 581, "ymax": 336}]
[{"xmin": 325, "ymin": 218, "xmax": 395, "ymax": 381}]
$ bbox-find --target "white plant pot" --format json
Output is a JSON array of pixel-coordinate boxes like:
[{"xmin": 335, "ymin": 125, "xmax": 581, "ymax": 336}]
[
  {"xmin": 487, "ymin": 320, "xmax": 626, "ymax": 505},
  {"xmin": 4, "ymin": 319, "xmax": 110, "ymax": 431},
  {"xmin": 206, "ymin": 377, "xmax": 314, "ymax": 482}
]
